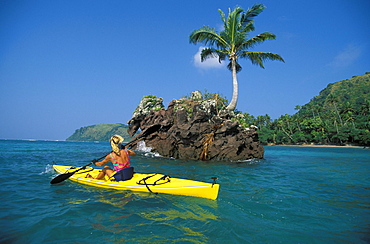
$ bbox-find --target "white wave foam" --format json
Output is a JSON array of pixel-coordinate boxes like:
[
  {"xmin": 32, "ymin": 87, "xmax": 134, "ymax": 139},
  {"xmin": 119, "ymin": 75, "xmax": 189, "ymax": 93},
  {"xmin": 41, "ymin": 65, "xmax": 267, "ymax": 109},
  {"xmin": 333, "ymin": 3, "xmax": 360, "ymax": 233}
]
[
  {"xmin": 137, "ymin": 141, "xmax": 152, "ymax": 152},
  {"xmin": 40, "ymin": 164, "xmax": 54, "ymax": 174},
  {"xmin": 136, "ymin": 141, "xmax": 162, "ymax": 157}
]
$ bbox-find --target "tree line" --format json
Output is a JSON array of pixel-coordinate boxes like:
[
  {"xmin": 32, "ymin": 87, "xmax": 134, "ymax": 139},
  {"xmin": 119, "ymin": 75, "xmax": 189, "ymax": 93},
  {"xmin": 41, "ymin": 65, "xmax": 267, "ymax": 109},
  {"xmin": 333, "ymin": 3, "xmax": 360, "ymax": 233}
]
[
  {"xmin": 233, "ymin": 74, "xmax": 370, "ymax": 146},
  {"xmin": 234, "ymin": 104, "xmax": 369, "ymax": 146}
]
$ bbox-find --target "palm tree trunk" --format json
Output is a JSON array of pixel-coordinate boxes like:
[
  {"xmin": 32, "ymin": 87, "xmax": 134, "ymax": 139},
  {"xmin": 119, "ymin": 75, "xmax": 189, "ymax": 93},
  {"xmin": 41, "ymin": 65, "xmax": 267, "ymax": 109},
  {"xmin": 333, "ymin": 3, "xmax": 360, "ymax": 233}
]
[
  {"xmin": 226, "ymin": 58, "xmax": 238, "ymax": 111},
  {"xmin": 333, "ymin": 103, "xmax": 343, "ymax": 126},
  {"xmin": 280, "ymin": 126, "xmax": 294, "ymax": 142}
]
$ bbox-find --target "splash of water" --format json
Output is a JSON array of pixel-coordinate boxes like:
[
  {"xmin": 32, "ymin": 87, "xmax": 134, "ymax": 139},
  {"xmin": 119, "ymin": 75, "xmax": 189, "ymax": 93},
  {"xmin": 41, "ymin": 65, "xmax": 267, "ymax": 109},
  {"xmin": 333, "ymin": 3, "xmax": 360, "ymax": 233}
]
[
  {"xmin": 137, "ymin": 141, "xmax": 152, "ymax": 152},
  {"xmin": 136, "ymin": 141, "xmax": 161, "ymax": 157},
  {"xmin": 40, "ymin": 164, "xmax": 54, "ymax": 174}
]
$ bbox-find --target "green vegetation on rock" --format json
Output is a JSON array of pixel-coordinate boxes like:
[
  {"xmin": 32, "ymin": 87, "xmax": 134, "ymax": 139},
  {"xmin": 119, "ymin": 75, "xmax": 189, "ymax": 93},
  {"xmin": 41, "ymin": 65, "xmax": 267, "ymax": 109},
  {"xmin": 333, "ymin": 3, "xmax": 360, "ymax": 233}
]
[{"xmin": 66, "ymin": 124, "xmax": 133, "ymax": 142}]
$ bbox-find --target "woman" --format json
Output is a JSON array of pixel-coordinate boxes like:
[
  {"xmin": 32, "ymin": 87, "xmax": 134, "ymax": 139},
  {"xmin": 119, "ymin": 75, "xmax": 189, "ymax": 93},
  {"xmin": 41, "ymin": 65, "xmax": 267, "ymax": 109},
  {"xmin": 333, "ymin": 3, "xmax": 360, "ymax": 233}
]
[{"xmin": 87, "ymin": 135, "xmax": 136, "ymax": 180}]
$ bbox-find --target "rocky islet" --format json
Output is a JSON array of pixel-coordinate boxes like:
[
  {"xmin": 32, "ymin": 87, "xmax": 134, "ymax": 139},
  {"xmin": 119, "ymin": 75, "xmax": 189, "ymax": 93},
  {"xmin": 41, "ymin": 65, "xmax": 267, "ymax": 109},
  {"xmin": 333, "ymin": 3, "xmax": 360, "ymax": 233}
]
[{"xmin": 128, "ymin": 91, "xmax": 264, "ymax": 161}]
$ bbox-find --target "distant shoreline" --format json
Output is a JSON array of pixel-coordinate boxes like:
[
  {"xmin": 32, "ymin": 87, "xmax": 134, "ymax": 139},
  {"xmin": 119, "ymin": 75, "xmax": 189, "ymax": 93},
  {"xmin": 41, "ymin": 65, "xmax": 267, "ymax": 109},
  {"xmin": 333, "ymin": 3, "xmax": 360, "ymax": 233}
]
[{"xmin": 265, "ymin": 143, "xmax": 368, "ymax": 149}]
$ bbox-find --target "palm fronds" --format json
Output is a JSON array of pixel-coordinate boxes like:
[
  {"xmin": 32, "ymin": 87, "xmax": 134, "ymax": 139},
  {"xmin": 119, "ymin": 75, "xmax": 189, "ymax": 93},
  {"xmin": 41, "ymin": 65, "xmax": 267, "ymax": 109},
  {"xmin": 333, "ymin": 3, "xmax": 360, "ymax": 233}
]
[{"xmin": 189, "ymin": 3, "xmax": 284, "ymax": 111}]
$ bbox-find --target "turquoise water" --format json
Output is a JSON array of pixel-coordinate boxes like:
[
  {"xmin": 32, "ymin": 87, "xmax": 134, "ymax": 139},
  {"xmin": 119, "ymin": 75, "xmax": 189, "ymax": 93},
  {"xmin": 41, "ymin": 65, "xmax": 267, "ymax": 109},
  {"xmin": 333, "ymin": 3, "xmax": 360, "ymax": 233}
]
[{"xmin": 1, "ymin": 140, "xmax": 369, "ymax": 243}]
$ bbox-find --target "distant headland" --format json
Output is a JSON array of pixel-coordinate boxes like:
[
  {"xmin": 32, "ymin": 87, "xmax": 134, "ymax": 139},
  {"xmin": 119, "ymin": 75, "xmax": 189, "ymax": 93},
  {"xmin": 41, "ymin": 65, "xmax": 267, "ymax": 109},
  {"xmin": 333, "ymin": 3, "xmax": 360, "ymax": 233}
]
[{"xmin": 66, "ymin": 124, "xmax": 134, "ymax": 142}]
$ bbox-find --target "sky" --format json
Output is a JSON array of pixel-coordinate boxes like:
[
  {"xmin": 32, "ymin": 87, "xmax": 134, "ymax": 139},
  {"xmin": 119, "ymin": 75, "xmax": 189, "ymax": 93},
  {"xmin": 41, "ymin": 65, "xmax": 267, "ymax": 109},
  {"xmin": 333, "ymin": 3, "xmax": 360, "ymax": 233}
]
[{"xmin": 1, "ymin": 0, "xmax": 369, "ymax": 141}]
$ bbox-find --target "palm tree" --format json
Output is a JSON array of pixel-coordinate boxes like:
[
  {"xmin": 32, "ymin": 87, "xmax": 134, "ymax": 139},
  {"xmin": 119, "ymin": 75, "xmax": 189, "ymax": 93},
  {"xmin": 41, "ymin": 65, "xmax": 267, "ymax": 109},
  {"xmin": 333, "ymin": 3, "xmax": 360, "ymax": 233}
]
[
  {"xmin": 326, "ymin": 94, "xmax": 343, "ymax": 125},
  {"xmin": 189, "ymin": 4, "xmax": 284, "ymax": 111}
]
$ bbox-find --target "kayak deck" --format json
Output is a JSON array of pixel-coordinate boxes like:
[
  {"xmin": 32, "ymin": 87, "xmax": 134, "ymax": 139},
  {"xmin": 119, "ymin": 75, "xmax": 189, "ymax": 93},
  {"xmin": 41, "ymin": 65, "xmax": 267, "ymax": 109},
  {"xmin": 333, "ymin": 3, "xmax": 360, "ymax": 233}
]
[{"xmin": 52, "ymin": 165, "xmax": 219, "ymax": 200}]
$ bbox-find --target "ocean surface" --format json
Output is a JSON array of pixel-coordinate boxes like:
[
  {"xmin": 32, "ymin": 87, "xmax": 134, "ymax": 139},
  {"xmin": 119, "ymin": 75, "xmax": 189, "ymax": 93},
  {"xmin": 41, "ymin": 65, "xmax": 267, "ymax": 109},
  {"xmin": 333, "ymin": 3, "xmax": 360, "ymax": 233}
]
[{"xmin": 0, "ymin": 140, "xmax": 369, "ymax": 243}]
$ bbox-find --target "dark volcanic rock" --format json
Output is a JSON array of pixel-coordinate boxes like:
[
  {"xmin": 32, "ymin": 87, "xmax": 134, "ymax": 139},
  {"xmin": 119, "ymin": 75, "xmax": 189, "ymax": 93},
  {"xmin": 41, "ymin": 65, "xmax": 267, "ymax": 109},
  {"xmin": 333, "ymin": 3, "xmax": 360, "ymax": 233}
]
[{"xmin": 128, "ymin": 92, "xmax": 264, "ymax": 161}]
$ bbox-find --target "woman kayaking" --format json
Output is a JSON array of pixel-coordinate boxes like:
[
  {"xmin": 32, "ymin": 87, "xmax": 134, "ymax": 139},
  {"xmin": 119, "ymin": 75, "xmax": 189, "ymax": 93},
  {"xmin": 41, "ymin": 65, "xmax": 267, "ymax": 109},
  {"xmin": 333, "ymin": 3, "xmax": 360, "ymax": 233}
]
[{"xmin": 86, "ymin": 135, "xmax": 136, "ymax": 180}]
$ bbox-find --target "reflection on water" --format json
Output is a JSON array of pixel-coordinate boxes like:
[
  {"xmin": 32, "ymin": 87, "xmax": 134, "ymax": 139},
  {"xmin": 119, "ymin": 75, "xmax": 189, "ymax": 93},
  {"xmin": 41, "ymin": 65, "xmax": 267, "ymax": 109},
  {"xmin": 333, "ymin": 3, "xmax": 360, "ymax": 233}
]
[{"xmin": 83, "ymin": 187, "xmax": 219, "ymax": 243}]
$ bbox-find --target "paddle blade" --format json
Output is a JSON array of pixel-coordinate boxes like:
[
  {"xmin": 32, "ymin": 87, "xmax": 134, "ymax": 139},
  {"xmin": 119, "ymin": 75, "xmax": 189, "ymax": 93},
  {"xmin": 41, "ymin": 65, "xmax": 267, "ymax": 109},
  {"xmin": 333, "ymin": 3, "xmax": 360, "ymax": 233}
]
[{"xmin": 50, "ymin": 172, "xmax": 74, "ymax": 184}]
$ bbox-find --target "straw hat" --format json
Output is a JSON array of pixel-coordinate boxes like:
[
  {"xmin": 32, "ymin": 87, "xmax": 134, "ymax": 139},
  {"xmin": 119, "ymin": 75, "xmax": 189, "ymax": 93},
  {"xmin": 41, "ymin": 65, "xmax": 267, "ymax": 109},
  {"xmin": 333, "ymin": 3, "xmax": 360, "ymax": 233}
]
[{"xmin": 110, "ymin": 135, "xmax": 124, "ymax": 155}]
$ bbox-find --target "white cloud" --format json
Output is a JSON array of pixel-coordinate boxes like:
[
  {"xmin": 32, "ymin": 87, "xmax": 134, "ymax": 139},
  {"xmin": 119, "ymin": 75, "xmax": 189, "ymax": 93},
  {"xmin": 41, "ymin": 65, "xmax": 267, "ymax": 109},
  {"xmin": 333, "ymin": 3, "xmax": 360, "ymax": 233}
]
[
  {"xmin": 328, "ymin": 44, "xmax": 362, "ymax": 68},
  {"xmin": 193, "ymin": 46, "xmax": 225, "ymax": 69}
]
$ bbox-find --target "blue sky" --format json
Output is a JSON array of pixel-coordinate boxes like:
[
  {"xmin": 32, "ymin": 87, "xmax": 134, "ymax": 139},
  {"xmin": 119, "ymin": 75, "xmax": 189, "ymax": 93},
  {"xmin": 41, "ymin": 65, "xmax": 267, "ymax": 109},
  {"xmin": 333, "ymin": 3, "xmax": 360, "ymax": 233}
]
[{"xmin": 1, "ymin": 0, "xmax": 369, "ymax": 140}]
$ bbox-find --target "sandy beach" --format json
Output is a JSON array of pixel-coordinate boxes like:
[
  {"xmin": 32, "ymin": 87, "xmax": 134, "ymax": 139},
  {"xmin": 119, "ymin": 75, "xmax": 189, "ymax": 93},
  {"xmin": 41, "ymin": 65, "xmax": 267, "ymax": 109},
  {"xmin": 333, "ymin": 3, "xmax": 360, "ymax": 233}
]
[{"xmin": 266, "ymin": 144, "xmax": 368, "ymax": 149}]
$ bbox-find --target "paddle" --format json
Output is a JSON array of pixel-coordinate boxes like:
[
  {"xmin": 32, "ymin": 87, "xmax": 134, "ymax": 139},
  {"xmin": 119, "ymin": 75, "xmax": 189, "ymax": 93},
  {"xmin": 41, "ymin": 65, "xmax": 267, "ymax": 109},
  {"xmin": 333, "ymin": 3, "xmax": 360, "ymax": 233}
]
[
  {"xmin": 50, "ymin": 124, "xmax": 161, "ymax": 184},
  {"xmin": 50, "ymin": 162, "xmax": 93, "ymax": 184}
]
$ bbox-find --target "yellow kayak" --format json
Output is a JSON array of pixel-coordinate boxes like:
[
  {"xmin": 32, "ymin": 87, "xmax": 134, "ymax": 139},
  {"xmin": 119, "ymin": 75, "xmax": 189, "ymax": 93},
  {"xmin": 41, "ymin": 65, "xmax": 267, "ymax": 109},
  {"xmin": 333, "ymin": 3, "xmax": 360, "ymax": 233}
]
[{"xmin": 52, "ymin": 165, "xmax": 219, "ymax": 200}]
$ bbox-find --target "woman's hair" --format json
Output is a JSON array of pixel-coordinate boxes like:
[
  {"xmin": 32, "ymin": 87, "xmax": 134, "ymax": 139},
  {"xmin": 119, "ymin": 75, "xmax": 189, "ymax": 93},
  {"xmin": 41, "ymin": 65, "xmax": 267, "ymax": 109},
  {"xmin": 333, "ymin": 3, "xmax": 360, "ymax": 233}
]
[{"xmin": 110, "ymin": 135, "xmax": 124, "ymax": 155}]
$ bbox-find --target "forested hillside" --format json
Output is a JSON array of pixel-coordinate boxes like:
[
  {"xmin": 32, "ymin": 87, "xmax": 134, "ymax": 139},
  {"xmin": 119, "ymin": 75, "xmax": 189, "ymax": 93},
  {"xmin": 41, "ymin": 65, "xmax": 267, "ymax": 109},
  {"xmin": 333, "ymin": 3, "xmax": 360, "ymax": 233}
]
[
  {"xmin": 66, "ymin": 124, "xmax": 133, "ymax": 142},
  {"xmin": 235, "ymin": 73, "xmax": 370, "ymax": 146}
]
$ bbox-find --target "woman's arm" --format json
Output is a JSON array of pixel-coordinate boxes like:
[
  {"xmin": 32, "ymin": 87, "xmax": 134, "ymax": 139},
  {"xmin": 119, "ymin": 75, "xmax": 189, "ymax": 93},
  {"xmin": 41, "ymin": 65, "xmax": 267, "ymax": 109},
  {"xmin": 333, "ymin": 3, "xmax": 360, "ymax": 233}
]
[
  {"xmin": 95, "ymin": 155, "xmax": 110, "ymax": 167},
  {"xmin": 127, "ymin": 149, "xmax": 136, "ymax": 156}
]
